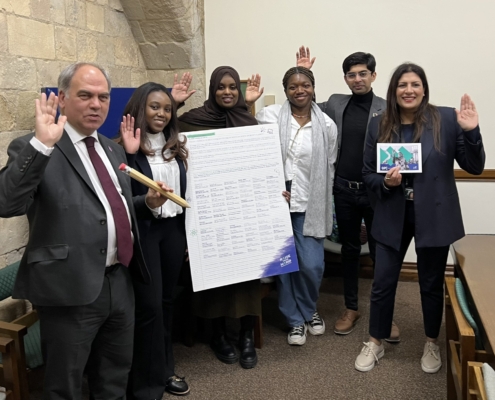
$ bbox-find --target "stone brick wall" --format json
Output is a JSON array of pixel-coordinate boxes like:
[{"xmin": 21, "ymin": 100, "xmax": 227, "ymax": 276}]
[{"xmin": 0, "ymin": 0, "xmax": 206, "ymax": 268}]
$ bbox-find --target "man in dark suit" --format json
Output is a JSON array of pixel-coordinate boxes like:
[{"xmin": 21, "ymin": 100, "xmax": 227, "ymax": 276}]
[
  {"xmin": 296, "ymin": 48, "xmax": 398, "ymax": 339},
  {"xmin": 0, "ymin": 62, "xmax": 170, "ymax": 399}
]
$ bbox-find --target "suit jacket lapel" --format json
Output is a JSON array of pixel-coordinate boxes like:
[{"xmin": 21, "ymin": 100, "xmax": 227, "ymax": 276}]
[
  {"xmin": 176, "ymin": 157, "xmax": 187, "ymax": 198},
  {"xmin": 56, "ymin": 131, "xmax": 97, "ymax": 196},
  {"xmin": 135, "ymin": 151, "xmax": 152, "ymax": 180},
  {"xmin": 367, "ymin": 94, "xmax": 385, "ymax": 128},
  {"xmin": 420, "ymin": 126, "xmax": 434, "ymax": 164},
  {"xmin": 336, "ymin": 97, "xmax": 350, "ymax": 137}
]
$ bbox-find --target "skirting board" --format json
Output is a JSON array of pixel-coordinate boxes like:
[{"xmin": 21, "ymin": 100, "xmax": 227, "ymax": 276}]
[{"xmin": 324, "ymin": 252, "xmax": 454, "ymax": 282}]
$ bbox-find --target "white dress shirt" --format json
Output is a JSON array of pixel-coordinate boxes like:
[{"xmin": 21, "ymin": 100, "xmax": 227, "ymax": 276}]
[
  {"xmin": 59, "ymin": 122, "xmax": 133, "ymax": 266},
  {"xmin": 145, "ymin": 132, "xmax": 183, "ymax": 218}
]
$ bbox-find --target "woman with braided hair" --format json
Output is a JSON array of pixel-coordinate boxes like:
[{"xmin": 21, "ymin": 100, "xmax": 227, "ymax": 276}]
[{"xmin": 254, "ymin": 67, "xmax": 338, "ymax": 345}]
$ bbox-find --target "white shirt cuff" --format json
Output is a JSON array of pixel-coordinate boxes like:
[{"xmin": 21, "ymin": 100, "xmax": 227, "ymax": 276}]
[{"xmin": 30, "ymin": 137, "xmax": 54, "ymax": 156}]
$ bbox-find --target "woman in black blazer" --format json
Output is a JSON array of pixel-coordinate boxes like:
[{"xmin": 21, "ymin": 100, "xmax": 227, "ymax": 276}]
[
  {"xmin": 354, "ymin": 63, "xmax": 485, "ymax": 373},
  {"xmin": 119, "ymin": 82, "xmax": 190, "ymax": 398}
]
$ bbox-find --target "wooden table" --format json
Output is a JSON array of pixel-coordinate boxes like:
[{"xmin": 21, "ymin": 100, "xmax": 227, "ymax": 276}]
[{"xmin": 450, "ymin": 234, "xmax": 495, "ymax": 356}]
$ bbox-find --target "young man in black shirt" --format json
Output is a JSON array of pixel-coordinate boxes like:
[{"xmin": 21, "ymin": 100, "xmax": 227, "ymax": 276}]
[{"xmin": 296, "ymin": 48, "xmax": 399, "ymax": 340}]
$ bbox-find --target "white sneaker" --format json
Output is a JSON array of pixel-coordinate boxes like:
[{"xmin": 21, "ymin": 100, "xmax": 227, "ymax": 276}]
[
  {"xmin": 421, "ymin": 341, "xmax": 442, "ymax": 373},
  {"xmin": 307, "ymin": 311, "xmax": 325, "ymax": 335},
  {"xmin": 355, "ymin": 341, "xmax": 384, "ymax": 372},
  {"xmin": 288, "ymin": 324, "xmax": 307, "ymax": 345}
]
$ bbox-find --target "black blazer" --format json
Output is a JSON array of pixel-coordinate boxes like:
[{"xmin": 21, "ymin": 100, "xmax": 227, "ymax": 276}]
[
  {"xmin": 0, "ymin": 132, "xmax": 151, "ymax": 306},
  {"xmin": 126, "ymin": 144, "xmax": 187, "ymax": 241},
  {"xmin": 363, "ymin": 107, "xmax": 485, "ymax": 251}
]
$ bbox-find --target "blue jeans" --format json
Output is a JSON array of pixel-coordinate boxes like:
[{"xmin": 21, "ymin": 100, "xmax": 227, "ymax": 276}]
[{"xmin": 277, "ymin": 212, "xmax": 325, "ymax": 327}]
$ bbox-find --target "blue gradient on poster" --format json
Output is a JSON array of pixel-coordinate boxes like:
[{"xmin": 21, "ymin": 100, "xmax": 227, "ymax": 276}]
[{"xmin": 260, "ymin": 237, "xmax": 299, "ymax": 278}]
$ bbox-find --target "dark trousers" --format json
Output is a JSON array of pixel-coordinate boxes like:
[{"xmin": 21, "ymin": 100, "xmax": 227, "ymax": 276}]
[
  {"xmin": 369, "ymin": 202, "xmax": 449, "ymax": 339},
  {"xmin": 37, "ymin": 264, "xmax": 134, "ymax": 400},
  {"xmin": 212, "ymin": 315, "xmax": 256, "ymax": 335},
  {"xmin": 333, "ymin": 177, "xmax": 376, "ymax": 311},
  {"xmin": 127, "ymin": 216, "xmax": 186, "ymax": 400}
]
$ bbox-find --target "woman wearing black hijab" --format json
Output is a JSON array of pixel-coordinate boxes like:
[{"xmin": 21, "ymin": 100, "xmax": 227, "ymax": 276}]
[
  {"xmin": 179, "ymin": 66, "xmax": 262, "ymax": 369},
  {"xmin": 179, "ymin": 66, "xmax": 259, "ymax": 129}
]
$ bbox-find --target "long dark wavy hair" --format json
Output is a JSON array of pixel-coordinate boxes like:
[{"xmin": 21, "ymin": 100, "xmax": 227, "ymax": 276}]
[
  {"xmin": 379, "ymin": 63, "xmax": 441, "ymax": 151},
  {"xmin": 120, "ymin": 82, "xmax": 188, "ymax": 168}
]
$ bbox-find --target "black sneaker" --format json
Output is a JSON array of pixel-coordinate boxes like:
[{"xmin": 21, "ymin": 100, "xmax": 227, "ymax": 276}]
[
  {"xmin": 307, "ymin": 311, "xmax": 325, "ymax": 335},
  {"xmin": 287, "ymin": 324, "xmax": 307, "ymax": 345}
]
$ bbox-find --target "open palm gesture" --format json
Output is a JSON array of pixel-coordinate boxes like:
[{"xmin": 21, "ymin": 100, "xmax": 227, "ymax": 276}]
[
  {"xmin": 120, "ymin": 114, "xmax": 141, "ymax": 154},
  {"xmin": 296, "ymin": 45, "xmax": 316, "ymax": 69},
  {"xmin": 245, "ymin": 74, "xmax": 264, "ymax": 105},
  {"xmin": 456, "ymin": 94, "xmax": 478, "ymax": 132},
  {"xmin": 170, "ymin": 72, "xmax": 196, "ymax": 104},
  {"xmin": 34, "ymin": 92, "xmax": 67, "ymax": 147}
]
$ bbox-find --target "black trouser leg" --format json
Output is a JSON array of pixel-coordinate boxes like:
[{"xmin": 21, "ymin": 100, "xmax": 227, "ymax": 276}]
[
  {"xmin": 363, "ymin": 201, "xmax": 376, "ymax": 266},
  {"xmin": 39, "ymin": 265, "xmax": 134, "ymax": 400},
  {"xmin": 369, "ymin": 203, "xmax": 414, "ymax": 339},
  {"xmin": 160, "ymin": 218, "xmax": 187, "ymax": 379},
  {"xmin": 86, "ymin": 267, "xmax": 135, "ymax": 400},
  {"xmin": 416, "ymin": 246, "xmax": 449, "ymax": 339},
  {"xmin": 128, "ymin": 216, "xmax": 186, "ymax": 400},
  {"xmin": 240, "ymin": 315, "xmax": 256, "ymax": 331},
  {"xmin": 212, "ymin": 316, "xmax": 226, "ymax": 336},
  {"xmin": 334, "ymin": 182, "xmax": 374, "ymax": 311}
]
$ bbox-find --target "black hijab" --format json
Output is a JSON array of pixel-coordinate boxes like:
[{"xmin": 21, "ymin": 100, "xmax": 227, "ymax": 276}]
[{"xmin": 179, "ymin": 66, "xmax": 258, "ymax": 128}]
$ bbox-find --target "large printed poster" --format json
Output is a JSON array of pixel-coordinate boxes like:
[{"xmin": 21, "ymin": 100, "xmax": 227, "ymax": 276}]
[{"xmin": 183, "ymin": 124, "xmax": 299, "ymax": 292}]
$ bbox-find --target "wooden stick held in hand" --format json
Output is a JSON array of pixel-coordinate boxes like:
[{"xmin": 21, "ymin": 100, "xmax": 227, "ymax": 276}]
[{"xmin": 119, "ymin": 163, "xmax": 190, "ymax": 208}]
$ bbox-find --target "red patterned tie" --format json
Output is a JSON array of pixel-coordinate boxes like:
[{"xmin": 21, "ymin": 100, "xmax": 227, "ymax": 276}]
[{"xmin": 84, "ymin": 137, "xmax": 133, "ymax": 267}]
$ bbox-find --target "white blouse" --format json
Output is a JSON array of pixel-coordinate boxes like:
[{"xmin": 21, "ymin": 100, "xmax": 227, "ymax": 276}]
[
  {"xmin": 145, "ymin": 132, "xmax": 183, "ymax": 218},
  {"xmin": 256, "ymin": 104, "xmax": 333, "ymax": 213}
]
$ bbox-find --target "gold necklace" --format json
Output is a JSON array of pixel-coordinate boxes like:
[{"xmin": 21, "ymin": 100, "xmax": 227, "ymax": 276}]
[{"xmin": 292, "ymin": 113, "xmax": 310, "ymax": 118}]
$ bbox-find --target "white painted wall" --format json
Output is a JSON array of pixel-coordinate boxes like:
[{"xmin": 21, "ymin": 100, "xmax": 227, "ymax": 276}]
[{"xmin": 204, "ymin": 0, "xmax": 495, "ymax": 261}]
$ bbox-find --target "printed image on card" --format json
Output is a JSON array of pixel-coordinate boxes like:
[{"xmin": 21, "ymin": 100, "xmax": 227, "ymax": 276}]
[{"xmin": 376, "ymin": 143, "xmax": 422, "ymax": 173}]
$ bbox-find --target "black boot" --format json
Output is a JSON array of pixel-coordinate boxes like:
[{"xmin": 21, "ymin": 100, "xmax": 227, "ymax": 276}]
[
  {"xmin": 165, "ymin": 375, "xmax": 190, "ymax": 396},
  {"xmin": 210, "ymin": 333, "xmax": 238, "ymax": 364},
  {"xmin": 239, "ymin": 329, "xmax": 258, "ymax": 369}
]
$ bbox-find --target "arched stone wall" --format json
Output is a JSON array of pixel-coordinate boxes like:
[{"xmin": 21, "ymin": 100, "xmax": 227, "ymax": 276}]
[
  {"xmin": 121, "ymin": 0, "xmax": 204, "ymax": 70},
  {"xmin": 0, "ymin": 0, "xmax": 206, "ymax": 267}
]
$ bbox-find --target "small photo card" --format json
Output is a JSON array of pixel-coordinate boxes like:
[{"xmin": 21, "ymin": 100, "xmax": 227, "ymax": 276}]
[{"xmin": 377, "ymin": 143, "xmax": 422, "ymax": 173}]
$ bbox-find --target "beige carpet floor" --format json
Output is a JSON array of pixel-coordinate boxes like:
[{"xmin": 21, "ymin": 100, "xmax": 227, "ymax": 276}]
[{"xmin": 29, "ymin": 276, "xmax": 447, "ymax": 399}]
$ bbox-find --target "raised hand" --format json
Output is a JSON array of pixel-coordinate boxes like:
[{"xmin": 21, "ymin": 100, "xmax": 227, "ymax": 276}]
[
  {"xmin": 245, "ymin": 74, "xmax": 264, "ymax": 106},
  {"xmin": 120, "ymin": 114, "xmax": 141, "ymax": 154},
  {"xmin": 296, "ymin": 45, "xmax": 316, "ymax": 69},
  {"xmin": 456, "ymin": 94, "xmax": 478, "ymax": 132},
  {"xmin": 170, "ymin": 72, "xmax": 197, "ymax": 104},
  {"xmin": 34, "ymin": 92, "xmax": 67, "ymax": 147}
]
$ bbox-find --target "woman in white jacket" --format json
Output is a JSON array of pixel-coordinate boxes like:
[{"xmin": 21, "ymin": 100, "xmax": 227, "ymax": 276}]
[{"xmin": 252, "ymin": 67, "xmax": 338, "ymax": 345}]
